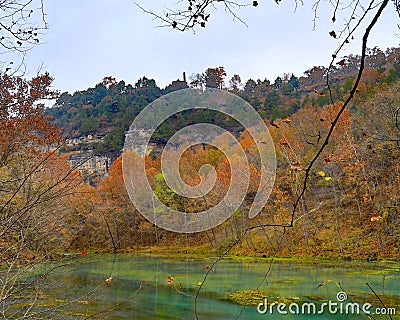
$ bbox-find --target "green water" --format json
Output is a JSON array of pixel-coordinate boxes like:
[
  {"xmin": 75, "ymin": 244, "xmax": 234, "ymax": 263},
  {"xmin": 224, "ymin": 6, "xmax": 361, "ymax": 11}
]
[{"xmin": 32, "ymin": 255, "xmax": 400, "ymax": 319}]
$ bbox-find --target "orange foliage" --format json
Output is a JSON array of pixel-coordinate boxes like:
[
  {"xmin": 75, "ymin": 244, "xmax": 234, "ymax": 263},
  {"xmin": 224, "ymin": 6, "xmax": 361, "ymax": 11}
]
[{"xmin": 0, "ymin": 72, "xmax": 61, "ymax": 158}]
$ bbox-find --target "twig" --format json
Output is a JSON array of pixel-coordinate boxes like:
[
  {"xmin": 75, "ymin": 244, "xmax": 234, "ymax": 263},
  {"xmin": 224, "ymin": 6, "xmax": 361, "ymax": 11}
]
[
  {"xmin": 366, "ymin": 282, "xmax": 393, "ymax": 320},
  {"xmin": 83, "ymin": 283, "xmax": 143, "ymax": 319},
  {"xmin": 291, "ymin": 0, "xmax": 390, "ymax": 230}
]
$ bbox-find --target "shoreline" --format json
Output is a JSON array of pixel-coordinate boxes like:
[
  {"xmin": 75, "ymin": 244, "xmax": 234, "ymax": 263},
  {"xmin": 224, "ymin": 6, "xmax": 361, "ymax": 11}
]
[{"xmin": 70, "ymin": 245, "xmax": 400, "ymax": 266}]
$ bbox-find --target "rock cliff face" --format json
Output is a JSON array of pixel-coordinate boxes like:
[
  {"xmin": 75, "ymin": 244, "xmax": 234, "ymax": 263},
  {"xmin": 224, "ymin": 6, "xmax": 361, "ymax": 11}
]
[
  {"xmin": 63, "ymin": 134, "xmax": 111, "ymax": 184},
  {"xmin": 65, "ymin": 129, "xmax": 154, "ymax": 184},
  {"xmin": 124, "ymin": 128, "xmax": 153, "ymax": 156},
  {"xmin": 65, "ymin": 134, "xmax": 104, "ymax": 147},
  {"xmin": 68, "ymin": 151, "xmax": 113, "ymax": 184}
]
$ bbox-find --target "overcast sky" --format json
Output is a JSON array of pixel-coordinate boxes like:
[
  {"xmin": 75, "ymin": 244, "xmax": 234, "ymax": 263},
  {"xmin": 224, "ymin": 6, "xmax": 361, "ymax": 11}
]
[{"xmin": 23, "ymin": 0, "xmax": 400, "ymax": 93}]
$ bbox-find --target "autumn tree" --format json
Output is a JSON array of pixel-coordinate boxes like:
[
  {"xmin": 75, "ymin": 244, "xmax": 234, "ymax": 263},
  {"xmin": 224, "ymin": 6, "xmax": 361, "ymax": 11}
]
[
  {"xmin": 351, "ymin": 82, "xmax": 400, "ymax": 251},
  {"xmin": 189, "ymin": 67, "xmax": 227, "ymax": 89},
  {"xmin": 97, "ymin": 155, "xmax": 155, "ymax": 251},
  {"xmin": 0, "ymin": 72, "xmax": 86, "ymax": 318},
  {"xmin": 228, "ymin": 74, "xmax": 242, "ymax": 93},
  {"xmin": 204, "ymin": 66, "xmax": 226, "ymax": 89},
  {"xmin": 189, "ymin": 72, "xmax": 206, "ymax": 89},
  {"xmin": 243, "ymin": 78, "xmax": 256, "ymax": 96}
]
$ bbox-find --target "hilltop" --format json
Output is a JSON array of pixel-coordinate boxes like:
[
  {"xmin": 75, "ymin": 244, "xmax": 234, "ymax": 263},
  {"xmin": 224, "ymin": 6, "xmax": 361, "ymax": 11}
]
[{"xmin": 45, "ymin": 46, "xmax": 400, "ymax": 167}]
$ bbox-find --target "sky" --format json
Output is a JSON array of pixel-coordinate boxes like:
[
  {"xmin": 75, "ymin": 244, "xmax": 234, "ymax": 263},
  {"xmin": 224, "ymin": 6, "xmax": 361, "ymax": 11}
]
[{"xmin": 21, "ymin": 0, "xmax": 400, "ymax": 93}]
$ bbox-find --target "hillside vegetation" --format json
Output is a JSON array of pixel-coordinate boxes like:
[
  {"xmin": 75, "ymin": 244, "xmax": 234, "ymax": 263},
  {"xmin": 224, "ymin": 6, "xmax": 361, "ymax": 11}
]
[
  {"xmin": 46, "ymin": 46, "xmax": 400, "ymax": 156},
  {"xmin": 14, "ymin": 45, "xmax": 397, "ymax": 260}
]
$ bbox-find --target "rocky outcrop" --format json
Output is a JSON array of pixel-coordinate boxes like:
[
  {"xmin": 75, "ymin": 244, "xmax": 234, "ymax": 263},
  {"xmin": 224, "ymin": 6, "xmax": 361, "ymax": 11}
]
[{"xmin": 67, "ymin": 150, "xmax": 113, "ymax": 184}]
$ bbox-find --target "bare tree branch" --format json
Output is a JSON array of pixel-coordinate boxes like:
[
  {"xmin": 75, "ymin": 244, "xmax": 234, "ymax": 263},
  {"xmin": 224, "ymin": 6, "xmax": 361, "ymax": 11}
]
[
  {"xmin": 135, "ymin": 0, "xmax": 254, "ymax": 32},
  {"xmin": 291, "ymin": 0, "xmax": 390, "ymax": 227},
  {"xmin": 0, "ymin": 0, "xmax": 47, "ymax": 72}
]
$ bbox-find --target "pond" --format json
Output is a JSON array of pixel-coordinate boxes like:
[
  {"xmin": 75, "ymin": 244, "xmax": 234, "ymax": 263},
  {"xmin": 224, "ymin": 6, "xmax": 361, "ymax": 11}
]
[{"xmin": 21, "ymin": 255, "xmax": 400, "ymax": 319}]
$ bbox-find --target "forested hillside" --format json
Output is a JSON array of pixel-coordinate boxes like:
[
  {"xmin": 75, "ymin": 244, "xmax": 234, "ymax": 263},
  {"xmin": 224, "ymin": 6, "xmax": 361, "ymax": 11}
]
[
  {"xmin": 37, "ymin": 46, "xmax": 400, "ymax": 260},
  {"xmin": 58, "ymin": 75, "xmax": 400, "ymax": 260},
  {"xmin": 46, "ymin": 46, "xmax": 400, "ymax": 156}
]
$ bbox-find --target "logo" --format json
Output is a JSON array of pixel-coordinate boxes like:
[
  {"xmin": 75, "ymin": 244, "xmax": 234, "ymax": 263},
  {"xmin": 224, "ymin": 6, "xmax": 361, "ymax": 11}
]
[
  {"xmin": 336, "ymin": 291, "xmax": 347, "ymax": 302},
  {"xmin": 122, "ymin": 88, "xmax": 276, "ymax": 233},
  {"xmin": 257, "ymin": 291, "xmax": 397, "ymax": 316}
]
